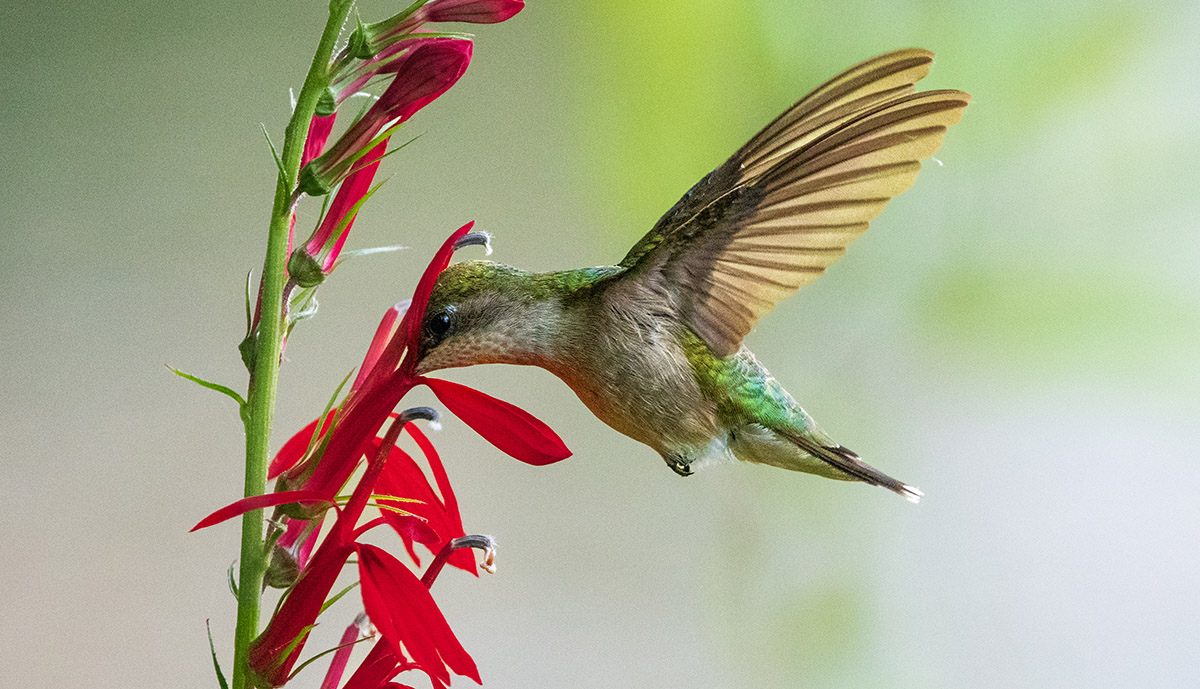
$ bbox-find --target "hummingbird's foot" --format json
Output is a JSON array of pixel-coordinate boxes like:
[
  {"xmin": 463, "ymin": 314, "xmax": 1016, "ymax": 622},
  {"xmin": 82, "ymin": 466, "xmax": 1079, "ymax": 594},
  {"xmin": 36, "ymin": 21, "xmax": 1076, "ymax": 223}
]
[{"xmin": 664, "ymin": 454, "xmax": 694, "ymax": 477}]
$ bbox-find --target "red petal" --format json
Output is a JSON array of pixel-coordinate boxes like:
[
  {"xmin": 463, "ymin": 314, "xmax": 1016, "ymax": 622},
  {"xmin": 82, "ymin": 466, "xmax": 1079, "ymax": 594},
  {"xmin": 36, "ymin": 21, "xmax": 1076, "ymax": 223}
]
[
  {"xmin": 366, "ymin": 223, "xmax": 474, "ymax": 384},
  {"xmin": 340, "ymin": 641, "xmax": 402, "ymax": 689},
  {"xmin": 398, "ymin": 222, "xmax": 475, "ymax": 363},
  {"xmin": 424, "ymin": 0, "xmax": 525, "ymax": 24},
  {"xmin": 372, "ymin": 438, "xmax": 473, "ymax": 574},
  {"xmin": 423, "ymin": 378, "xmax": 571, "ymax": 465},
  {"xmin": 319, "ymin": 615, "xmax": 369, "ymax": 689},
  {"xmin": 190, "ymin": 491, "xmax": 334, "ymax": 532},
  {"xmin": 407, "ymin": 424, "xmax": 475, "ymax": 573},
  {"xmin": 357, "ymin": 544, "xmax": 480, "ymax": 684},
  {"xmin": 306, "ymin": 137, "xmax": 389, "ymax": 270},
  {"xmin": 354, "ymin": 301, "xmax": 409, "ymax": 392},
  {"xmin": 375, "ymin": 39, "xmax": 473, "ymax": 121},
  {"xmin": 269, "ymin": 410, "xmax": 337, "ymax": 479},
  {"xmin": 303, "ymin": 113, "xmax": 337, "ymax": 167}
]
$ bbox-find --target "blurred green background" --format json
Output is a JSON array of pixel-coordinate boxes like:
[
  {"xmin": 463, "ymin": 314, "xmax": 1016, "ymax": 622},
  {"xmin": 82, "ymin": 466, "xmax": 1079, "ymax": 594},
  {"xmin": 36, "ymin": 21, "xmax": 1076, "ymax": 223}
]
[{"xmin": 2, "ymin": 0, "xmax": 1198, "ymax": 687}]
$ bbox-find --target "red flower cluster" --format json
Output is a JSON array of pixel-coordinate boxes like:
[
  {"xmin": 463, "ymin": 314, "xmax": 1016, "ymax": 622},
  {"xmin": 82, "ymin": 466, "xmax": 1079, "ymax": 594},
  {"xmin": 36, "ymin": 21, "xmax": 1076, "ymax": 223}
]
[
  {"xmin": 201, "ymin": 3, "xmax": 582, "ymax": 686},
  {"xmin": 249, "ymin": 4, "xmax": 528, "ymax": 358},
  {"xmin": 201, "ymin": 229, "xmax": 570, "ymax": 687}
]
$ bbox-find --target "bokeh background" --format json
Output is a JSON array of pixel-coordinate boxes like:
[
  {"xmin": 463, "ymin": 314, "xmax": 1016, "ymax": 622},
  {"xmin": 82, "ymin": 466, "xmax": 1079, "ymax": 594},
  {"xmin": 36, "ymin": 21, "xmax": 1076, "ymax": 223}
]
[{"xmin": 3, "ymin": 0, "xmax": 1198, "ymax": 687}]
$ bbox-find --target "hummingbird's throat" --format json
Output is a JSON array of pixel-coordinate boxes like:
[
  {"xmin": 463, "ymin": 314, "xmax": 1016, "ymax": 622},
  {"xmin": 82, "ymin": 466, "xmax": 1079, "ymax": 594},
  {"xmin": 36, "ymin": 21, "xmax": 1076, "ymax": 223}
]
[{"xmin": 416, "ymin": 298, "xmax": 566, "ymax": 374}]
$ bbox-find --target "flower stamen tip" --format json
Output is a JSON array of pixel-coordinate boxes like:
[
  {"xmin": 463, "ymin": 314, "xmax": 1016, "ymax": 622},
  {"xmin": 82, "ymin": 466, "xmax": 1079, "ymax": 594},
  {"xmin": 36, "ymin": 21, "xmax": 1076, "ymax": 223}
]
[
  {"xmin": 481, "ymin": 546, "xmax": 496, "ymax": 574},
  {"xmin": 397, "ymin": 406, "xmax": 440, "ymax": 426},
  {"xmin": 453, "ymin": 230, "xmax": 492, "ymax": 256}
]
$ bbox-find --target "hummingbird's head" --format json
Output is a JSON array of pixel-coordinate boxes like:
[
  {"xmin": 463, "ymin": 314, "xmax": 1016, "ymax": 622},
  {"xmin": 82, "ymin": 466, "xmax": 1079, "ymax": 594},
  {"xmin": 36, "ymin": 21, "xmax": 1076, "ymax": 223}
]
[{"xmin": 414, "ymin": 260, "xmax": 559, "ymax": 374}]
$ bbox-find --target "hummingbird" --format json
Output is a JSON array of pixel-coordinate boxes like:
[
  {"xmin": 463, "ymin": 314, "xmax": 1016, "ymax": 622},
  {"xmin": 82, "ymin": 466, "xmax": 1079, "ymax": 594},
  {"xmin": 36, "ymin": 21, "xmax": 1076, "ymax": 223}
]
[{"xmin": 414, "ymin": 49, "xmax": 969, "ymax": 501}]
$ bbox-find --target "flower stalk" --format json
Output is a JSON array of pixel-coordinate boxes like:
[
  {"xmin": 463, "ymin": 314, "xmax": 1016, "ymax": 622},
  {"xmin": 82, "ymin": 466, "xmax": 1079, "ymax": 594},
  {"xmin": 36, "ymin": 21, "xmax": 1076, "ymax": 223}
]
[
  {"xmin": 194, "ymin": 2, "xmax": 550, "ymax": 687},
  {"xmin": 234, "ymin": 3, "xmax": 356, "ymax": 688}
]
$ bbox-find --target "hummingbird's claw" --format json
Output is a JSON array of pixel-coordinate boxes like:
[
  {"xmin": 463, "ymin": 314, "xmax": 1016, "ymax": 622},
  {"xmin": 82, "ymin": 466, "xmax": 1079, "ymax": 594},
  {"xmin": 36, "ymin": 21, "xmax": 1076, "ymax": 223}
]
[{"xmin": 664, "ymin": 454, "xmax": 694, "ymax": 477}]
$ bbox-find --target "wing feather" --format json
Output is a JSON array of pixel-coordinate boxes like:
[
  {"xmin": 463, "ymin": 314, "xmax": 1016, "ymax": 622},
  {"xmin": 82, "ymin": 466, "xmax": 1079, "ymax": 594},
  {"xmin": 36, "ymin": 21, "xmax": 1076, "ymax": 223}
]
[{"xmin": 619, "ymin": 49, "xmax": 970, "ymax": 356}]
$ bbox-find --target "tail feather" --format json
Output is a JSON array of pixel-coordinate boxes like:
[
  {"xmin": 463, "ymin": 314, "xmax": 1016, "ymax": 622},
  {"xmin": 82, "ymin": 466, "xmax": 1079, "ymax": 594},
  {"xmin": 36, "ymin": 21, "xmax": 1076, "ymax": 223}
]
[{"xmin": 780, "ymin": 431, "xmax": 923, "ymax": 503}]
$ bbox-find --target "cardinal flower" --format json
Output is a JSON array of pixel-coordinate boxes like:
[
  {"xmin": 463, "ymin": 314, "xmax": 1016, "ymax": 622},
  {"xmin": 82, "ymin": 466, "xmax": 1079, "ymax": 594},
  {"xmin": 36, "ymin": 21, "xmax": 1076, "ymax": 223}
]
[
  {"xmin": 275, "ymin": 222, "xmax": 570, "ymax": 494},
  {"xmin": 288, "ymin": 139, "xmax": 389, "ymax": 288},
  {"xmin": 195, "ymin": 410, "xmax": 485, "ymax": 688},
  {"xmin": 354, "ymin": 0, "xmax": 524, "ymax": 60},
  {"xmin": 300, "ymin": 39, "xmax": 472, "ymax": 196}
]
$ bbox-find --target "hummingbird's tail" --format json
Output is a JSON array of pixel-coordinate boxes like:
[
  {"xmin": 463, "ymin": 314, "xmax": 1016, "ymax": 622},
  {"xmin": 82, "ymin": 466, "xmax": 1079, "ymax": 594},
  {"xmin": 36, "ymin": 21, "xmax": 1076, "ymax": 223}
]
[
  {"xmin": 730, "ymin": 421, "xmax": 923, "ymax": 502},
  {"xmin": 778, "ymin": 430, "xmax": 924, "ymax": 503}
]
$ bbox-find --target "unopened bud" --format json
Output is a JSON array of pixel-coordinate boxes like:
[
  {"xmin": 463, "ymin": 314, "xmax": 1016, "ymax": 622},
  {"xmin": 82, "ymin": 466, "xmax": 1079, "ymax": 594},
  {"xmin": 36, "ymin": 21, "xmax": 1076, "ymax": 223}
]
[
  {"xmin": 264, "ymin": 544, "xmax": 300, "ymax": 589},
  {"xmin": 287, "ymin": 249, "xmax": 327, "ymax": 288},
  {"xmin": 314, "ymin": 87, "xmax": 338, "ymax": 117},
  {"xmin": 297, "ymin": 163, "xmax": 333, "ymax": 197},
  {"xmin": 347, "ymin": 18, "xmax": 376, "ymax": 60}
]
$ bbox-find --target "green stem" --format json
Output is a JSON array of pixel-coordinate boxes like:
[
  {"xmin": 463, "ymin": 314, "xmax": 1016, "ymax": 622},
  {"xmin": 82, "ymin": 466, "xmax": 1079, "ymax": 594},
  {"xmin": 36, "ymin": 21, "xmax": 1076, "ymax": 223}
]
[{"xmin": 231, "ymin": 3, "xmax": 355, "ymax": 689}]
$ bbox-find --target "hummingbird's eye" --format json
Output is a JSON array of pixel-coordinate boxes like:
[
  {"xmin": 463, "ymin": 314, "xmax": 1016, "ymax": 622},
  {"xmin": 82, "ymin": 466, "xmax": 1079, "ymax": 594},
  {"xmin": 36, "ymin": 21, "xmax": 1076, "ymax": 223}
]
[{"xmin": 425, "ymin": 306, "xmax": 456, "ymax": 343}]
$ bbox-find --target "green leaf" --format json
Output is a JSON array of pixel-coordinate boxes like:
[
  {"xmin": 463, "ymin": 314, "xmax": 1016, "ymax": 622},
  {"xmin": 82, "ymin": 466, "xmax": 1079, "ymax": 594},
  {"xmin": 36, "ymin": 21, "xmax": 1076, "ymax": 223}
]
[
  {"xmin": 168, "ymin": 366, "xmax": 247, "ymax": 408},
  {"xmin": 404, "ymin": 30, "xmax": 476, "ymax": 41},
  {"xmin": 243, "ymin": 270, "xmax": 254, "ymax": 336},
  {"xmin": 206, "ymin": 620, "xmax": 230, "ymax": 689},
  {"xmin": 328, "ymin": 122, "xmax": 407, "ymax": 179},
  {"xmin": 333, "ymin": 244, "xmax": 407, "ymax": 269},
  {"xmin": 276, "ymin": 623, "xmax": 319, "ymax": 675},
  {"xmin": 304, "ymin": 369, "xmax": 356, "ymax": 458},
  {"xmin": 377, "ymin": 133, "xmax": 421, "ymax": 162},
  {"xmin": 311, "ymin": 179, "xmax": 390, "ymax": 272},
  {"xmin": 260, "ymin": 123, "xmax": 287, "ymax": 183},
  {"xmin": 319, "ymin": 581, "xmax": 360, "ymax": 616},
  {"xmin": 369, "ymin": 493, "xmax": 423, "ymax": 504},
  {"xmin": 227, "ymin": 561, "xmax": 239, "ymax": 599},
  {"xmin": 286, "ymin": 635, "xmax": 373, "ymax": 682},
  {"xmin": 370, "ymin": 502, "xmax": 418, "ymax": 518}
]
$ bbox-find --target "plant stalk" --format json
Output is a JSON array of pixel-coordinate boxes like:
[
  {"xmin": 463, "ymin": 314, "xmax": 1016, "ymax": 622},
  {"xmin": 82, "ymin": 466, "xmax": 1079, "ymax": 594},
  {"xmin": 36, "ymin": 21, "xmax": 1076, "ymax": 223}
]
[{"xmin": 231, "ymin": 3, "xmax": 355, "ymax": 688}]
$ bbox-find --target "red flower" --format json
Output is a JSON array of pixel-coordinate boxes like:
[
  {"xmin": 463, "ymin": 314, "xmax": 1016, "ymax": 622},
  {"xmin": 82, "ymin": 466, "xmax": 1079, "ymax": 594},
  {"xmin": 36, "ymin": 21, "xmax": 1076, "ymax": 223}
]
[
  {"xmin": 339, "ymin": 641, "xmax": 404, "ymax": 689},
  {"xmin": 205, "ymin": 224, "xmax": 569, "ymax": 687},
  {"xmin": 372, "ymin": 423, "xmax": 475, "ymax": 573},
  {"xmin": 277, "ymin": 223, "xmax": 569, "ymax": 508},
  {"xmin": 303, "ymin": 114, "xmax": 337, "ymax": 167},
  {"xmin": 267, "ymin": 225, "xmax": 570, "ymax": 579},
  {"xmin": 300, "ymin": 40, "xmax": 472, "ymax": 196},
  {"xmin": 319, "ymin": 614, "xmax": 370, "ymax": 689},
  {"xmin": 196, "ymin": 415, "xmax": 485, "ymax": 688},
  {"xmin": 423, "ymin": 0, "xmax": 525, "ymax": 24},
  {"xmin": 289, "ymin": 138, "xmax": 389, "ymax": 287},
  {"xmin": 357, "ymin": 544, "xmax": 479, "ymax": 685},
  {"xmin": 357, "ymin": 0, "xmax": 524, "ymax": 59}
]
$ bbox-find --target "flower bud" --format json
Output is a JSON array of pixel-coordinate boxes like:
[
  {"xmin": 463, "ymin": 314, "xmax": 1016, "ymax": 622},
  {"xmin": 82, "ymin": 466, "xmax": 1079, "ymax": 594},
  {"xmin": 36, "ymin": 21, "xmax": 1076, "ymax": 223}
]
[
  {"xmin": 314, "ymin": 87, "xmax": 338, "ymax": 117},
  {"xmin": 264, "ymin": 543, "xmax": 300, "ymax": 589},
  {"xmin": 299, "ymin": 39, "xmax": 472, "ymax": 196},
  {"xmin": 424, "ymin": 0, "xmax": 524, "ymax": 23},
  {"xmin": 287, "ymin": 249, "xmax": 326, "ymax": 288}
]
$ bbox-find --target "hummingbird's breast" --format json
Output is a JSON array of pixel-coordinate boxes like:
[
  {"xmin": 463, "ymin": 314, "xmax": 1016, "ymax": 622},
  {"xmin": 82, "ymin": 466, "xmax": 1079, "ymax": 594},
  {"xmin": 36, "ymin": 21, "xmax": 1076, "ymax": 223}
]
[{"xmin": 544, "ymin": 279, "xmax": 725, "ymax": 459}]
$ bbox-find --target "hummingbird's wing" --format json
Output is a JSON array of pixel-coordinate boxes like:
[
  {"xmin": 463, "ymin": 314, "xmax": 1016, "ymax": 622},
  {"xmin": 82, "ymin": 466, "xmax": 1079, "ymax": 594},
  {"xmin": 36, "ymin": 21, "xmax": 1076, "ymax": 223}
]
[{"xmin": 619, "ymin": 48, "xmax": 970, "ymax": 356}]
